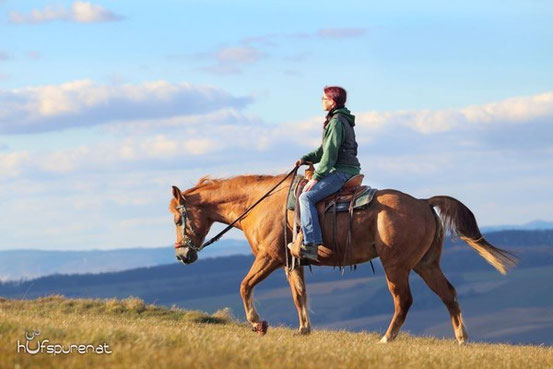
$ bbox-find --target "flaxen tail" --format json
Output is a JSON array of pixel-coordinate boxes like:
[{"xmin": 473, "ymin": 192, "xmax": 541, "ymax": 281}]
[{"xmin": 426, "ymin": 196, "xmax": 518, "ymax": 274}]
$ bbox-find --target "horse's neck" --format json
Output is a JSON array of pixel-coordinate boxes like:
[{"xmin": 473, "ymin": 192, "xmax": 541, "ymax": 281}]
[{"xmin": 195, "ymin": 175, "xmax": 285, "ymax": 228}]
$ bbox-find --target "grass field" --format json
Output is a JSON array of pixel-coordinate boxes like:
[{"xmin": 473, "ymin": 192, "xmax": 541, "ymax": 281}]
[{"xmin": 1, "ymin": 296, "xmax": 552, "ymax": 369}]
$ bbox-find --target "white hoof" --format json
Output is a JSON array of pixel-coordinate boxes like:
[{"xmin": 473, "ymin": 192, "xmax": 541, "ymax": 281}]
[{"xmin": 379, "ymin": 336, "xmax": 389, "ymax": 344}]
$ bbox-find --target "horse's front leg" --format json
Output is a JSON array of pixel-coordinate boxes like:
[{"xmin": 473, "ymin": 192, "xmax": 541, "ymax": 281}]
[
  {"xmin": 284, "ymin": 266, "xmax": 311, "ymax": 334},
  {"xmin": 240, "ymin": 253, "xmax": 281, "ymax": 335}
]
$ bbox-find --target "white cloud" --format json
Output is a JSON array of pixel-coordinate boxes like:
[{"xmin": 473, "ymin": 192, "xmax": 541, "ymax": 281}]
[
  {"xmin": 2, "ymin": 91, "xmax": 552, "ymax": 181},
  {"xmin": 142, "ymin": 135, "xmax": 179, "ymax": 157},
  {"xmin": 10, "ymin": 4, "xmax": 62, "ymax": 24},
  {"xmin": 38, "ymin": 146, "xmax": 90, "ymax": 173},
  {"xmin": 0, "ymin": 134, "xmax": 224, "ymax": 178},
  {"xmin": 71, "ymin": 1, "xmax": 121, "ymax": 23},
  {"xmin": 104, "ymin": 108, "xmax": 257, "ymax": 134},
  {"xmin": 9, "ymin": 1, "xmax": 123, "ymax": 24},
  {"xmin": 0, "ymin": 151, "xmax": 30, "ymax": 178},
  {"xmin": 184, "ymin": 138, "xmax": 217, "ymax": 155},
  {"xmin": 370, "ymin": 154, "xmax": 449, "ymax": 175},
  {"xmin": 461, "ymin": 93, "xmax": 553, "ymax": 125},
  {"xmin": 354, "ymin": 92, "xmax": 553, "ymax": 134},
  {"xmin": 0, "ymin": 80, "xmax": 251, "ymax": 134}
]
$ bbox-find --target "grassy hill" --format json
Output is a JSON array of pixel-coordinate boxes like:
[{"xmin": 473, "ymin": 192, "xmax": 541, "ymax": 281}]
[
  {"xmin": 1, "ymin": 230, "xmax": 552, "ymax": 346},
  {"xmin": 2, "ymin": 254, "xmax": 552, "ymax": 345},
  {"xmin": 1, "ymin": 296, "xmax": 551, "ymax": 369}
]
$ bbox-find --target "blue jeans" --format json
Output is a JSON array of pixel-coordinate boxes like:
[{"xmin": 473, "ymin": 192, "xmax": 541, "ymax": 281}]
[{"xmin": 298, "ymin": 171, "xmax": 354, "ymax": 245}]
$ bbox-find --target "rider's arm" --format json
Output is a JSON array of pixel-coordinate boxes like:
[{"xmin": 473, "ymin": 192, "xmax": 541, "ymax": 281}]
[
  {"xmin": 312, "ymin": 118, "xmax": 344, "ymax": 180},
  {"xmin": 301, "ymin": 145, "xmax": 323, "ymax": 164}
]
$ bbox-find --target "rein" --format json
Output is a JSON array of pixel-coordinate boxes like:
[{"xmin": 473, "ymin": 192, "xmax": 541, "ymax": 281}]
[{"xmin": 176, "ymin": 166, "xmax": 299, "ymax": 252}]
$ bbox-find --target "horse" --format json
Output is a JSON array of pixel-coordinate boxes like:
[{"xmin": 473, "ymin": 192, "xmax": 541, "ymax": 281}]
[{"xmin": 168, "ymin": 171, "xmax": 517, "ymax": 344}]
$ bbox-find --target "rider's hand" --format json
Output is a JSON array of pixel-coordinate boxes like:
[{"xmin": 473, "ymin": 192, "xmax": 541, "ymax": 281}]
[
  {"xmin": 294, "ymin": 158, "xmax": 304, "ymax": 167},
  {"xmin": 303, "ymin": 179, "xmax": 318, "ymax": 193}
]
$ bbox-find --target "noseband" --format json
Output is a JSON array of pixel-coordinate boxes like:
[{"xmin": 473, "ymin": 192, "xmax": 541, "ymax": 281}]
[{"xmin": 175, "ymin": 204, "xmax": 203, "ymax": 252}]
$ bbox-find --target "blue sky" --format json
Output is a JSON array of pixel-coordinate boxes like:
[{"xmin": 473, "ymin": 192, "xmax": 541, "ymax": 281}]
[{"xmin": 0, "ymin": 1, "xmax": 552, "ymax": 250}]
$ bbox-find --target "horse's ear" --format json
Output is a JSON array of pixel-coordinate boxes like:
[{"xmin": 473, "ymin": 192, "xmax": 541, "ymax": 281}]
[{"xmin": 172, "ymin": 186, "xmax": 184, "ymax": 202}]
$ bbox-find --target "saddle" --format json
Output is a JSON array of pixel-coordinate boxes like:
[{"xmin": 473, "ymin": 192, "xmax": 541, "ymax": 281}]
[
  {"xmin": 286, "ymin": 165, "xmax": 378, "ymax": 269},
  {"xmin": 286, "ymin": 174, "xmax": 377, "ymax": 213}
]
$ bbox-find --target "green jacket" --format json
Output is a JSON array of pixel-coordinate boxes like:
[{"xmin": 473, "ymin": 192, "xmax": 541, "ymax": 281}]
[{"xmin": 301, "ymin": 107, "xmax": 361, "ymax": 180}]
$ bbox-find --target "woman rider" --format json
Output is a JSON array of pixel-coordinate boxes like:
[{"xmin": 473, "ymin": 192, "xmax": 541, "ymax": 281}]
[{"xmin": 292, "ymin": 86, "xmax": 361, "ymax": 262}]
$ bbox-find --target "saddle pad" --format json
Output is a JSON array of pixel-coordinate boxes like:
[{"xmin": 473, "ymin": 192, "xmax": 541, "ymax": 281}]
[
  {"xmin": 286, "ymin": 175, "xmax": 378, "ymax": 212},
  {"xmin": 286, "ymin": 175, "xmax": 305, "ymax": 210},
  {"xmin": 325, "ymin": 187, "xmax": 378, "ymax": 213}
]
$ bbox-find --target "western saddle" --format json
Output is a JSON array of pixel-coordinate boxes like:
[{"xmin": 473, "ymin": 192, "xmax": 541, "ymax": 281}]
[{"xmin": 286, "ymin": 164, "xmax": 377, "ymax": 270}]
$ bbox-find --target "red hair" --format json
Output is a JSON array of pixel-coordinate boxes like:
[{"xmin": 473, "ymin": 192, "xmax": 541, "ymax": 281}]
[{"xmin": 323, "ymin": 86, "xmax": 347, "ymax": 108}]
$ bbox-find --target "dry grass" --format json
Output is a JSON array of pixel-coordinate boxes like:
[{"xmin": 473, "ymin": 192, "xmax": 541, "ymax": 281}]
[{"xmin": 0, "ymin": 296, "xmax": 551, "ymax": 369}]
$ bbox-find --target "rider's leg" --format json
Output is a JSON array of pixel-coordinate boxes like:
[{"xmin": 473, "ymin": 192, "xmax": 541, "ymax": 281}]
[{"xmin": 298, "ymin": 171, "xmax": 353, "ymax": 259}]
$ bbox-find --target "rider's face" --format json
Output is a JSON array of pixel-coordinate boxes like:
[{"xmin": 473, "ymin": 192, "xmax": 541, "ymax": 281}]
[{"xmin": 322, "ymin": 93, "xmax": 335, "ymax": 111}]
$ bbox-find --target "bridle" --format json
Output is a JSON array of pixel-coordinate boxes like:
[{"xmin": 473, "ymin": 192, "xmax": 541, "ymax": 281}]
[{"xmin": 175, "ymin": 204, "xmax": 200, "ymax": 251}]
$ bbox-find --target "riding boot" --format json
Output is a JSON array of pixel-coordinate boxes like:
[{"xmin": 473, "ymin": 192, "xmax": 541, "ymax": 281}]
[
  {"xmin": 287, "ymin": 233, "xmax": 319, "ymax": 262},
  {"xmin": 299, "ymin": 243, "xmax": 319, "ymax": 262}
]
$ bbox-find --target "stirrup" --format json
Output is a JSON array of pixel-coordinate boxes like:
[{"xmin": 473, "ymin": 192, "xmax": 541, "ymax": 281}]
[
  {"xmin": 317, "ymin": 244, "xmax": 333, "ymax": 258},
  {"xmin": 287, "ymin": 242, "xmax": 318, "ymax": 262},
  {"xmin": 287, "ymin": 241, "xmax": 302, "ymax": 259}
]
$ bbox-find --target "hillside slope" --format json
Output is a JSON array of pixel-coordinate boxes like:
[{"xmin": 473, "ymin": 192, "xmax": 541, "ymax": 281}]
[
  {"xmin": 2, "ymin": 250, "xmax": 552, "ymax": 345},
  {"xmin": 1, "ymin": 296, "xmax": 551, "ymax": 369}
]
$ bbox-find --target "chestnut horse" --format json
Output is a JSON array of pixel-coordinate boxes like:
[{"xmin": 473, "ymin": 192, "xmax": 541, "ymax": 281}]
[{"xmin": 169, "ymin": 172, "xmax": 517, "ymax": 344}]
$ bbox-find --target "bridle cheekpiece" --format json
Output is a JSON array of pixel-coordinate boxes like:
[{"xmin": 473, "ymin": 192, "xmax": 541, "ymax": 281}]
[{"xmin": 175, "ymin": 203, "xmax": 203, "ymax": 252}]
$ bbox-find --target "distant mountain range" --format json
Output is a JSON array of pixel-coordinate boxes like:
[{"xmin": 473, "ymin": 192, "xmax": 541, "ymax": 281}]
[
  {"xmin": 1, "ymin": 222, "xmax": 552, "ymax": 281},
  {"xmin": 481, "ymin": 220, "xmax": 553, "ymax": 232},
  {"xmin": 0, "ymin": 239, "xmax": 249, "ymax": 281},
  {"xmin": 1, "ymin": 229, "xmax": 552, "ymax": 345}
]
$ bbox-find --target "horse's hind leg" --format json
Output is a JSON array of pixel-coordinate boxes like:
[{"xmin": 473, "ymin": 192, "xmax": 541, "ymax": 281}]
[
  {"xmin": 285, "ymin": 266, "xmax": 311, "ymax": 334},
  {"xmin": 414, "ymin": 263, "xmax": 467, "ymax": 344},
  {"xmin": 240, "ymin": 253, "xmax": 281, "ymax": 335},
  {"xmin": 380, "ymin": 268, "xmax": 413, "ymax": 343}
]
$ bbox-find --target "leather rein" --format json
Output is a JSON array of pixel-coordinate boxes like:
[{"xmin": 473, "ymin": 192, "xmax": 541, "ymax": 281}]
[{"xmin": 175, "ymin": 166, "xmax": 299, "ymax": 252}]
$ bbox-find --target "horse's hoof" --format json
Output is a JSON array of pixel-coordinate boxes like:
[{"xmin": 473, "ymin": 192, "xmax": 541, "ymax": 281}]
[
  {"xmin": 379, "ymin": 336, "xmax": 389, "ymax": 344},
  {"xmin": 252, "ymin": 321, "xmax": 268, "ymax": 336},
  {"xmin": 293, "ymin": 327, "xmax": 311, "ymax": 336}
]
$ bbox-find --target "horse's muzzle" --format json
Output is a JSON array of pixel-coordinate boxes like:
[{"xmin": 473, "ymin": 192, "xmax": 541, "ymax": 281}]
[{"xmin": 175, "ymin": 246, "xmax": 198, "ymax": 265}]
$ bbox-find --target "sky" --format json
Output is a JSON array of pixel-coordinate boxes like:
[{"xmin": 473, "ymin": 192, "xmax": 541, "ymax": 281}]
[{"xmin": 0, "ymin": 0, "xmax": 552, "ymax": 250}]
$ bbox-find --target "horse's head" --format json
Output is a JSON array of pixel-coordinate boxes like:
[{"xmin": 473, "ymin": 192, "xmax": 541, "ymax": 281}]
[{"xmin": 169, "ymin": 185, "xmax": 212, "ymax": 265}]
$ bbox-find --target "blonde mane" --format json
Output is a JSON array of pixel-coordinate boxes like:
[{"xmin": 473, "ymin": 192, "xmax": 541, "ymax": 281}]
[
  {"xmin": 181, "ymin": 175, "xmax": 223, "ymax": 196},
  {"xmin": 181, "ymin": 174, "xmax": 286, "ymax": 196}
]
